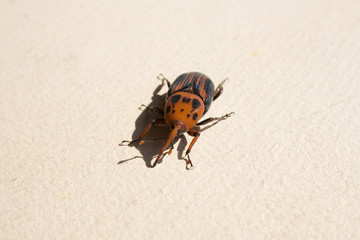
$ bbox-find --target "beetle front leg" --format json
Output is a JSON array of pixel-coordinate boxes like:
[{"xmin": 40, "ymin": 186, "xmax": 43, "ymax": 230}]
[
  {"xmin": 183, "ymin": 129, "xmax": 201, "ymax": 170},
  {"xmin": 213, "ymin": 78, "xmax": 228, "ymax": 101},
  {"xmin": 119, "ymin": 118, "xmax": 168, "ymax": 146}
]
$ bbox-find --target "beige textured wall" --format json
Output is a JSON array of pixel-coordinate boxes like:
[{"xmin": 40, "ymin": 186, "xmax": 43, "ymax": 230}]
[{"xmin": 1, "ymin": 0, "xmax": 359, "ymax": 239}]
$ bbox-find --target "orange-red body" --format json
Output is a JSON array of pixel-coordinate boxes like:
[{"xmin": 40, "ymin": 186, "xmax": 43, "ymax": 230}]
[{"xmin": 164, "ymin": 92, "xmax": 205, "ymax": 132}]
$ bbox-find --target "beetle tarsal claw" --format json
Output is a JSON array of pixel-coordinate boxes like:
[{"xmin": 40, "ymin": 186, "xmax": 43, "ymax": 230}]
[
  {"xmin": 184, "ymin": 154, "xmax": 194, "ymax": 170},
  {"xmin": 186, "ymin": 162, "xmax": 194, "ymax": 170},
  {"xmin": 157, "ymin": 73, "xmax": 165, "ymax": 81},
  {"xmin": 119, "ymin": 140, "xmax": 130, "ymax": 146},
  {"xmin": 222, "ymin": 112, "xmax": 235, "ymax": 120},
  {"xmin": 220, "ymin": 78, "xmax": 229, "ymax": 85},
  {"xmin": 119, "ymin": 140, "xmax": 137, "ymax": 146}
]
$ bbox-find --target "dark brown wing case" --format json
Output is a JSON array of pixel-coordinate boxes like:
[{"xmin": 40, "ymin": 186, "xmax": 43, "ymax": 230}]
[{"xmin": 167, "ymin": 72, "xmax": 215, "ymax": 113}]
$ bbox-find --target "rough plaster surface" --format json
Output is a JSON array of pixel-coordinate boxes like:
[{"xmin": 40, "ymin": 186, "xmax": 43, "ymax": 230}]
[{"xmin": 1, "ymin": 0, "xmax": 360, "ymax": 239}]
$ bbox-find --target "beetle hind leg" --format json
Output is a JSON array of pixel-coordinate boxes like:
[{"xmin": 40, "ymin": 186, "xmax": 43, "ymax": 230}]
[
  {"xmin": 213, "ymin": 78, "xmax": 228, "ymax": 101},
  {"xmin": 157, "ymin": 73, "xmax": 171, "ymax": 89}
]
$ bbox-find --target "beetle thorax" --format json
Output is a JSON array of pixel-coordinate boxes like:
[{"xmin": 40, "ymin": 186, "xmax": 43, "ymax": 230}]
[{"xmin": 164, "ymin": 92, "xmax": 205, "ymax": 131}]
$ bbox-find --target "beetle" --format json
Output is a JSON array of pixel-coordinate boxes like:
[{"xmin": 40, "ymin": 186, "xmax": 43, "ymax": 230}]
[{"xmin": 120, "ymin": 72, "xmax": 234, "ymax": 169}]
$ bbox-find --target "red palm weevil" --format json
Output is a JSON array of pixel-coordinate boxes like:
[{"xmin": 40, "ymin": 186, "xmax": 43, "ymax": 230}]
[{"xmin": 120, "ymin": 72, "xmax": 234, "ymax": 169}]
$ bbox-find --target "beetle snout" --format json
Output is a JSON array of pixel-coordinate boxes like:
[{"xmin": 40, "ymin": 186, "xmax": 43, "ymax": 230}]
[{"xmin": 170, "ymin": 121, "xmax": 186, "ymax": 134}]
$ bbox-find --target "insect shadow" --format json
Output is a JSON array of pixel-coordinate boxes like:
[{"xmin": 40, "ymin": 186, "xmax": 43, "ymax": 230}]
[{"xmin": 118, "ymin": 80, "xmax": 188, "ymax": 168}]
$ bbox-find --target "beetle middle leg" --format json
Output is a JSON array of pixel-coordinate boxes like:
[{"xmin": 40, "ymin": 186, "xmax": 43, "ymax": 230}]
[
  {"xmin": 119, "ymin": 118, "xmax": 168, "ymax": 146},
  {"xmin": 213, "ymin": 78, "xmax": 228, "ymax": 101},
  {"xmin": 139, "ymin": 104, "xmax": 164, "ymax": 116}
]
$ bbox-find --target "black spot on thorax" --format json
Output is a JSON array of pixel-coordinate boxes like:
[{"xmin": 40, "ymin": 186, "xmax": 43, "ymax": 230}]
[
  {"xmin": 193, "ymin": 113, "xmax": 198, "ymax": 120},
  {"xmin": 171, "ymin": 94, "xmax": 181, "ymax": 104},
  {"xmin": 182, "ymin": 97, "xmax": 191, "ymax": 103},
  {"xmin": 166, "ymin": 106, "xmax": 171, "ymax": 113},
  {"xmin": 192, "ymin": 99, "xmax": 201, "ymax": 109}
]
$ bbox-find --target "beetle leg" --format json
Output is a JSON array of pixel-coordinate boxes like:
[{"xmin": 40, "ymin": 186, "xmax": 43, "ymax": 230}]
[
  {"xmin": 183, "ymin": 129, "xmax": 201, "ymax": 170},
  {"xmin": 119, "ymin": 118, "xmax": 167, "ymax": 146},
  {"xmin": 167, "ymin": 141, "xmax": 175, "ymax": 156},
  {"xmin": 157, "ymin": 73, "xmax": 171, "ymax": 89},
  {"xmin": 139, "ymin": 104, "xmax": 164, "ymax": 116},
  {"xmin": 183, "ymin": 112, "xmax": 233, "ymax": 169},
  {"xmin": 213, "ymin": 78, "xmax": 228, "ymax": 101},
  {"xmin": 152, "ymin": 124, "xmax": 180, "ymax": 167},
  {"xmin": 196, "ymin": 112, "xmax": 234, "ymax": 127},
  {"xmin": 132, "ymin": 136, "xmax": 168, "ymax": 144}
]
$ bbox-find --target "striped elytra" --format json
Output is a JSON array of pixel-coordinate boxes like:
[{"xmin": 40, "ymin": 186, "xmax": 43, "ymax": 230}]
[{"xmin": 167, "ymin": 72, "xmax": 214, "ymax": 114}]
